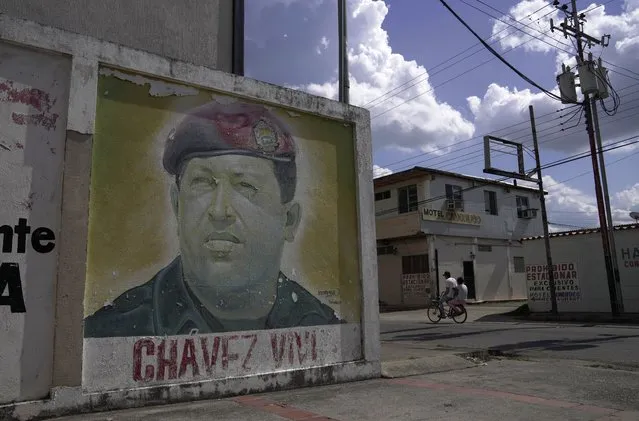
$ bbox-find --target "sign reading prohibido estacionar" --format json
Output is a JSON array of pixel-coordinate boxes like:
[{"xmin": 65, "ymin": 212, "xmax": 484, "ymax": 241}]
[
  {"xmin": 81, "ymin": 67, "xmax": 363, "ymax": 392},
  {"xmin": 526, "ymin": 262, "xmax": 580, "ymax": 302}
]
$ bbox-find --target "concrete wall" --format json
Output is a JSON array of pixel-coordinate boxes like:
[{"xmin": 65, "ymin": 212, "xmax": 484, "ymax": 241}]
[
  {"xmin": 0, "ymin": 15, "xmax": 379, "ymax": 420},
  {"xmin": 374, "ymin": 176, "xmax": 429, "ymax": 220},
  {"xmin": 0, "ymin": 42, "xmax": 71, "ymax": 404},
  {"xmin": 0, "ymin": 0, "xmax": 234, "ymax": 72},
  {"xmin": 521, "ymin": 226, "xmax": 639, "ymax": 313},
  {"xmin": 433, "ymin": 236, "xmax": 525, "ymax": 302},
  {"xmin": 423, "ymin": 174, "xmax": 544, "ymax": 240},
  {"xmin": 377, "ymin": 237, "xmax": 432, "ymax": 308}
]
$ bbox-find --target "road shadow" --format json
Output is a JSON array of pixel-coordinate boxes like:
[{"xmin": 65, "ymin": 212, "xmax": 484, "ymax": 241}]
[{"xmin": 393, "ymin": 327, "xmax": 639, "ymax": 354}]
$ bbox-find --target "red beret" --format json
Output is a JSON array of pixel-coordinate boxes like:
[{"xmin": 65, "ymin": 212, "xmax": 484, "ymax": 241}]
[{"xmin": 163, "ymin": 101, "xmax": 296, "ymax": 175}]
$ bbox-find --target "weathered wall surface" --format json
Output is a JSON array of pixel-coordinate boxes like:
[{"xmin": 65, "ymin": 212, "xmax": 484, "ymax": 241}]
[
  {"xmin": 0, "ymin": 14, "xmax": 379, "ymax": 420},
  {"xmin": 522, "ymin": 226, "xmax": 639, "ymax": 313},
  {"xmin": 0, "ymin": 0, "xmax": 233, "ymax": 71},
  {"xmin": 423, "ymin": 174, "xmax": 544, "ymax": 240},
  {"xmin": 0, "ymin": 42, "xmax": 71, "ymax": 403},
  {"xmin": 377, "ymin": 237, "xmax": 432, "ymax": 308},
  {"xmin": 82, "ymin": 68, "xmax": 364, "ymax": 392},
  {"xmin": 433, "ymin": 236, "xmax": 525, "ymax": 302}
]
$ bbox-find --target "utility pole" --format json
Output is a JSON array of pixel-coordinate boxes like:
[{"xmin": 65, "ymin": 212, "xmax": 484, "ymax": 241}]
[
  {"xmin": 529, "ymin": 105, "xmax": 558, "ymax": 315},
  {"xmin": 591, "ymin": 91, "xmax": 624, "ymax": 313},
  {"xmin": 551, "ymin": 0, "xmax": 622, "ymax": 316},
  {"xmin": 338, "ymin": 0, "xmax": 349, "ymax": 103}
]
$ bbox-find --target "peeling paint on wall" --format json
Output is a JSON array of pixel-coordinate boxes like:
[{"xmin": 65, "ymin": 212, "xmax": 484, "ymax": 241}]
[
  {"xmin": 82, "ymin": 67, "xmax": 363, "ymax": 393},
  {"xmin": 0, "ymin": 41, "xmax": 71, "ymax": 404},
  {"xmin": 0, "ymin": 80, "xmax": 60, "ymax": 130},
  {"xmin": 98, "ymin": 68, "xmax": 199, "ymax": 97}
]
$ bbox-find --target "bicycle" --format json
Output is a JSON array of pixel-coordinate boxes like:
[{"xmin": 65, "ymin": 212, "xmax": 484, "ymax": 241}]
[{"xmin": 426, "ymin": 296, "xmax": 468, "ymax": 324}]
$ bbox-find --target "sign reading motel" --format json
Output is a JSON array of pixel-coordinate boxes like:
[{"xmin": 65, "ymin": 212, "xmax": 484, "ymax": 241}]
[{"xmin": 422, "ymin": 208, "xmax": 482, "ymax": 226}]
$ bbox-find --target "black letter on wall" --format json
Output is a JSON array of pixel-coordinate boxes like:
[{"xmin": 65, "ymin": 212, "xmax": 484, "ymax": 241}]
[
  {"xmin": 0, "ymin": 262, "xmax": 26, "ymax": 313},
  {"xmin": 32, "ymin": 228, "xmax": 56, "ymax": 253}
]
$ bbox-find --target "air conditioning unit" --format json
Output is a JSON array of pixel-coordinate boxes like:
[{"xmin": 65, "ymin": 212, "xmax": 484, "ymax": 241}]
[
  {"xmin": 519, "ymin": 209, "xmax": 538, "ymax": 219},
  {"xmin": 447, "ymin": 200, "xmax": 457, "ymax": 210}
]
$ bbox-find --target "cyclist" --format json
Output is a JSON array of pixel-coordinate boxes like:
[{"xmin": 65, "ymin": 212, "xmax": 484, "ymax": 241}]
[
  {"xmin": 449, "ymin": 277, "xmax": 468, "ymax": 314},
  {"xmin": 439, "ymin": 271, "xmax": 458, "ymax": 318}
]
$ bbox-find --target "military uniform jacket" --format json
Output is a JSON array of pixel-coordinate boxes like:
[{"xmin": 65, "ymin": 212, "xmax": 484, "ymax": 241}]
[{"xmin": 84, "ymin": 256, "xmax": 341, "ymax": 338}]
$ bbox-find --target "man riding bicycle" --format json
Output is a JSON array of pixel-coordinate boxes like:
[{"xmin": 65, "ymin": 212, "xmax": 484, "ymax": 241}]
[{"xmin": 439, "ymin": 271, "xmax": 458, "ymax": 318}]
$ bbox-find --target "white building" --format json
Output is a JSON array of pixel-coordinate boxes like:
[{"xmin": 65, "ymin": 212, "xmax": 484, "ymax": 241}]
[
  {"xmin": 375, "ymin": 167, "xmax": 545, "ymax": 308},
  {"xmin": 520, "ymin": 223, "xmax": 639, "ymax": 313}
]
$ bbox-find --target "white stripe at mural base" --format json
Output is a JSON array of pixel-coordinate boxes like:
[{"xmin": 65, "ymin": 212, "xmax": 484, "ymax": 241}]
[{"xmin": 82, "ymin": 323, "xmax": 361, "ymax": 392}]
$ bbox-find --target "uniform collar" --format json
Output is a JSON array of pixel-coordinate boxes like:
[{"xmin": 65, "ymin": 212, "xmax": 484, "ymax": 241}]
[{"xmin": 151, "ymin": 256, "xmax": 305, "ymax": 335}]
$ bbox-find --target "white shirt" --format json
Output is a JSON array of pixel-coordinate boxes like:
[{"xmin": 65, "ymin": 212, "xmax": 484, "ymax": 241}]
[
  {"xmin": 457, "ymin": 284, "xmax": 468, "ymax": 301},
  {"xmin": 445, "ymin": 277, "xmax": 457, "ymax": 298}
]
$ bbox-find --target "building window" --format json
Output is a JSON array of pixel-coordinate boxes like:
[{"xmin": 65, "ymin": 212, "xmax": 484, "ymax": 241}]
[
  {"xmin": 377, "ymin": 245, "xmax": 396, "ymax": 255},
  {"xmin": 402, "ymin": 254, "xmax": 430, "ymax": 274},
  {"xmin": 516, "ymin": 195, "xmax": 532, "ymax": 218},
  {"xmin": 375, "ymin": 190, "xmax": 391, "ymax": 201},
  {"xmin": 478, "ymin": 245, "xmax": 492, "ymax": 252},
  {"xmin": 484, "ymin": 190, "xmax": 498, "ymax": 215},
  {"xmin": 513, "ymin": 256, "xmax": 525, "ymax": 273},
  {"xmin": 445, "ymin": 184, "xmax": 463, "ymax": 211},
  {"xmin": 398, "ymin": 184, "xmax": 418, "ymax": 214}
]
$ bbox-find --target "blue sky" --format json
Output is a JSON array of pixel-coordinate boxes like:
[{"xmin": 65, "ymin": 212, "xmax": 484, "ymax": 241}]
[{"xmin": 244, "ymin": 0, "xmax": 639, "ymax": 229}]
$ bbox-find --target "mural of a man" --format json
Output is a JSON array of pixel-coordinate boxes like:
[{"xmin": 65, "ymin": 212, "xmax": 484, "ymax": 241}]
[{"xmin": 84, "ymin": 101, "xmax": 342, "ymax": 338}]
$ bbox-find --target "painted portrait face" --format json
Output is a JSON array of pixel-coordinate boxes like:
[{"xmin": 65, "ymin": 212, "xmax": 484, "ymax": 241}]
[{"xmin": 172, "ymin": 154, "xmax": 300, "ymax": 302}]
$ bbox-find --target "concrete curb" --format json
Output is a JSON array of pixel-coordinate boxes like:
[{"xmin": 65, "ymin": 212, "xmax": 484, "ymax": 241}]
[{"xmin": 381, "ymin": 355, "xmax": 477, "ymax": 379}]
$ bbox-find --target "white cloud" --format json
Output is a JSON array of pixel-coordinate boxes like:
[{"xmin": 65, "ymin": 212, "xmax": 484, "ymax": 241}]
[
  {"xmin": 492, "ymin": 0, "xmax": 565, "ymax": 54},
  {"xmin": 294, "ymin": 0, "xmax": 475, "ymax": 154},
  {"xmin": 373, "ymin": 164, "xmax": 393, "ymax": 178},
  {"xmin": 615, "ymin": 183, "xmax": 639, "ymax": 211},
  {"xmin": 543, "ymin": 175, "xmax": 636, "ymax": 226},
  {"xmin": 473, "ymin": 0, "xmax": 639, "ymax": 155},
  {"xmin": 316, "ymin": 35, "xmax": 330, "ymax": 55}
]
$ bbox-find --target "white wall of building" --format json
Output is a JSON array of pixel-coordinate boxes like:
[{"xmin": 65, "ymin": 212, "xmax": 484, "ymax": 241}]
[
  {"xmin": 433, "ymin": 235, "xmax": 527, "ymax": 302},
  {"xmin": 377, "ymin": 237, "xmax": 432, "ymax": 308},
  {"xmin": 0, "ymin": 42, "xmax": 71, "ymax": 403},
  {"xmin": 374, "ymin": 176, "xmax": 429, "ymax": 220},
  {"xmin": 423, "ymin": 173, "xmax": 544, "ymax": 240},
  {"xmin": 521, "ymin": 226, "xmax": 639, "ymax": 313}
]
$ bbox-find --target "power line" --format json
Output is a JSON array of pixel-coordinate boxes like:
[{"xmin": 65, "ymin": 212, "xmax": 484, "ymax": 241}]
[
  {"xmin": 375, "ymin": 134, "xmax": 639, "ymax": 217},
  {"xmin": 370, "ymin": 6, "xmax": 564, "ymax": 120},
  {"xmin": 375, "ymin": 79, "xmax": 639, "ymax": 174},
  {"xmin": 431, "ymin": 101, "xmax": 639, "ymax": 173},
  {"xmin": 385, "ymin": 89, "xmax": 639, "ymax": 174},
  {"xmin": 439, "ymin": 0, "xmax": 573, "ymax": 104},
  {"xmin": 361, "ymin": 2, "xmax": 554, "ymax": 110},
  {"xmin": 375, "ymin": 104, "xmax": 578, "ymax": 169}
]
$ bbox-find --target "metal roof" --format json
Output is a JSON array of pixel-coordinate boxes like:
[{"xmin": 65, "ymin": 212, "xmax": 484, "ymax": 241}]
[{"xmin": 520, "ymin": 223, "xmax": 639, "ymax": 241}]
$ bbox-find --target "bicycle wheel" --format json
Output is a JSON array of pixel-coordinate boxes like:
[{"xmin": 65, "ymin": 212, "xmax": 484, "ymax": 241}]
[
  {"xmin": 452, "ymin": 305, "xmax": 467, "ymax": 324},
  {"xmin": 426, "ymin": 303, "xmax": 442, "ymax": 323}
]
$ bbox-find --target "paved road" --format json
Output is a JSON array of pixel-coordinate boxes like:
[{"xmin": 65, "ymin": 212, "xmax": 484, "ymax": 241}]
[{"xmin": 381, "ymin": 305, "xmax": 639, "ymax": 367}]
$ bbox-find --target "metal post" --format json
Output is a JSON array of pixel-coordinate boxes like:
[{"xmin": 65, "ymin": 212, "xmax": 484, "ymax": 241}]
[
  {"xmin": 591, "ymin": 99, "xmax": 624, "ymax": 312},
  {"xmin": 570, "ymin": 0, "xmax": 619, "ymax": 316},
  {"xmin": 529, "ymin": 105, "xmax": 558, "ymax": 315},
  {"xmin": 232, "ymin": 0, "xmax": 245, "ymax": 76},
  {"xmin": 338, "ymin": 0, "xmax": 349, "ymax": 103},
  {"xmin": 435, "ymin": 249, "xmax": 440, "ymax": 298}
]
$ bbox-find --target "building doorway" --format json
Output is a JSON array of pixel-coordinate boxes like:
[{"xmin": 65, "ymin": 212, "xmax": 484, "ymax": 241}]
[{"xmin": 462, "ymin": 261, "xmax": 476, "ymax": 300}]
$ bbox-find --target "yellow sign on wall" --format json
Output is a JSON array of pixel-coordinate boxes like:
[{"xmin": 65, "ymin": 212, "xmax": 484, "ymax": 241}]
[{"xmin": 422, "ymin": 208, "xmax": 482, "ymax": 226}]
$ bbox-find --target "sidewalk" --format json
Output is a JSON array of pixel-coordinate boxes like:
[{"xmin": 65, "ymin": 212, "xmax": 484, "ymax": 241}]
[
  {"xmin": 51, "ymin": 355, "xmax": 639, "ymax": 420},
  {"xmin": 45, "ymin": 304, "xmax": 639, "ymax": 420}
]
